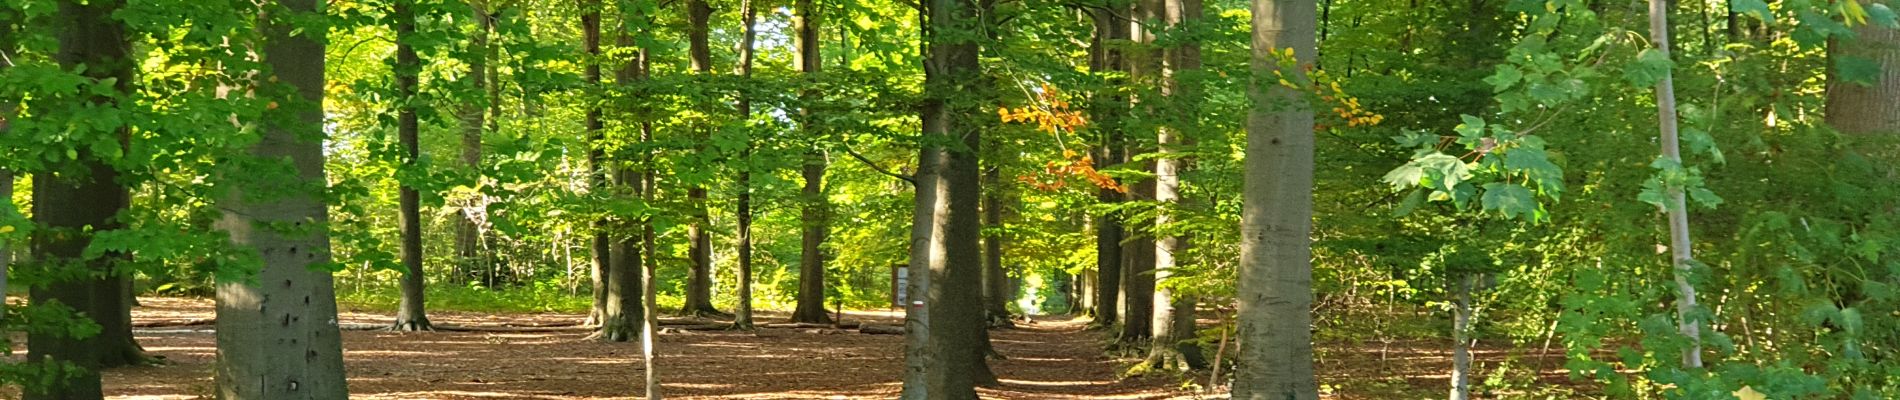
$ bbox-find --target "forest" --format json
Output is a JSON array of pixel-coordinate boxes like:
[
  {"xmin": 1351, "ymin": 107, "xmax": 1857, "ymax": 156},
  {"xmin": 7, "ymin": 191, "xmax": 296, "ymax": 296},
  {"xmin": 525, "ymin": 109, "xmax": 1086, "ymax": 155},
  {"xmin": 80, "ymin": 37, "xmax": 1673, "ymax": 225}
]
[{"xmin": 0, "ymin": 0, "xmax": 1897, "ymax": 397}]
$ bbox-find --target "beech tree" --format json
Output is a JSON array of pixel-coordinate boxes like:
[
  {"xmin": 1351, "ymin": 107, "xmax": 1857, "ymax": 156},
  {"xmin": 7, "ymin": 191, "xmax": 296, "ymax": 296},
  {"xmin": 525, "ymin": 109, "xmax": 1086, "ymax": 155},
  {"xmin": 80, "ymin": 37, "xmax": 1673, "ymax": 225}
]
[
  {"xmin": 1231, "ymin": 0, "xmax": 1318, "ymax": 395},
  {"xmin": 788, "ymin": 0, "xmax": 833, "ymax": 325},
  {"xmin": 212, "ymin": 0, "xmax": 350, "ymax": 396}
]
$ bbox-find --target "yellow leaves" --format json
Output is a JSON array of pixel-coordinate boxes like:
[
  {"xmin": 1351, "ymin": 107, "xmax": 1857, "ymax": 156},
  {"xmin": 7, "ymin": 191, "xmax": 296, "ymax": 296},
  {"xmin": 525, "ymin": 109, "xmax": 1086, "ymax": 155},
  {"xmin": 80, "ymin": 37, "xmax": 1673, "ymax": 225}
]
[
  {"xmin": 1733, "ymin": 386, "xmax": 1766, "ymax": 400},
  {"xmin": 1842, "ymin": 0, "xmax": 1869, "ymax": 26},
  {"xmin": 0, "ymin": 226, "xmax": 12, "ymax": 234},
  {"xmin": 998, "ymin": 84, "xmax": 1087, "ymax": 134}
]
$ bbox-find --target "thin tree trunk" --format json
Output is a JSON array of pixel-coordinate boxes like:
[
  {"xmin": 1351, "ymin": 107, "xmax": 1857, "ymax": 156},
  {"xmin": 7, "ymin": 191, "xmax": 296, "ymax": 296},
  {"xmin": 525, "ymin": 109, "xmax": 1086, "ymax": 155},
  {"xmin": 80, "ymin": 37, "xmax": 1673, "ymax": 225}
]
[
  {"xmin": 28, "ymin": 3, "xmax": 145, "ymax": 398},
  {"xmin": 596, "ymin": 12, "xmax": 648, "ymax": 342},
  {"xmin": 789, "ymin": 0, "xmax": 834, "ymax": 325},
  {"xmin": 1232, "ymin": 0, "xmax": 1318, "ymax": 394},
  {"xmin": 1448, "ymin": 274, "xmax": 1474, "ymax": 400},
  {"xmin": 732, "ymin": 0, "xmax": 759, "ymax": 331},
  {"xmin": 680, "ymin": 0, "xmax": 725, "ymax": 318},
  {"xmin": 213, "ymin": 0, "xmax": 350, "ymax": 395},
  {"xmin": 1647, "ymin": 0, "xmax": 1703, "ymax": 369},
  {"xmin": 1087, "ymin": 6, "xmax": 1127, "ymax": 328},
  {"xmin": 639, "ymin": 84, "xmax": 664, "ymax": 400},
  {"xmin": 902, "ymin": 0, "xmax": 999, "ymax": 393},
  {"xmin": 391, "ymin": 0, "xmax": 434, "ymax": 332}
]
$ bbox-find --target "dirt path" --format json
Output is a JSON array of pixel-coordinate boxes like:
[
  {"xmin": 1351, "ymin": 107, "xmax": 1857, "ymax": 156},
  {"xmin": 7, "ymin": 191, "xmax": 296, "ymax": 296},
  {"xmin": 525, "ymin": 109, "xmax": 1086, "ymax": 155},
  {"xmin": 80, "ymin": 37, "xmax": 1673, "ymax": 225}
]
[{"xmin": 100, "ymin": 298, "xmax": 1196, "ymax": 399}]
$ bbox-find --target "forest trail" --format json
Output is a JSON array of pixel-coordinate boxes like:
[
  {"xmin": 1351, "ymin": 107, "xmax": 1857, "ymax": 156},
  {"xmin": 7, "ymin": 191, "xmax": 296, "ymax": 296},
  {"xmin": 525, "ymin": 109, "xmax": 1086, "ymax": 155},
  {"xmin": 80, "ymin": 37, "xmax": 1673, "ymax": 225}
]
[{"xmin": 94, "ymin": 297, "xmax": 1197, "ymax": 399}]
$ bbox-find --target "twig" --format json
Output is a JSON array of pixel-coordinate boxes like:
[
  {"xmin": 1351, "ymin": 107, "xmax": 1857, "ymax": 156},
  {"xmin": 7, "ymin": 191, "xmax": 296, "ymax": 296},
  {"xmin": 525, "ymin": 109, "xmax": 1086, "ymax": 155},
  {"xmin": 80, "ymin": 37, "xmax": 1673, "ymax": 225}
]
[{"xmin": 842, "ymin": 143, "xmax": 916, "ymax": 185}]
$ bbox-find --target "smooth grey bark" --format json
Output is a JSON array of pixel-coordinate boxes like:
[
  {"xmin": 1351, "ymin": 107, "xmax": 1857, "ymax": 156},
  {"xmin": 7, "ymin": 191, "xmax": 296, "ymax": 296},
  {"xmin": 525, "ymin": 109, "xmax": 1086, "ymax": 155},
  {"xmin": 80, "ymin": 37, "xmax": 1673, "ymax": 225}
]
[
  {"xmin": 1448, "ymin": 274, "xmax": 1474, "ymax": 400},
  {"xmin": 680, "ymin": 0, "xmax": 725, "ymax": 318},
  {"xmin": 901, "ymin": 0, "xmax": 998, "ymax": 393},
  {"xmin": 789, "ymin": 0, "xmax": 834, "ymax": 325},
  {"xmin": 1087, "ymin": 6, "xmax": 1128, "ymax": 327},
  {"xmin": 732, "ymin": 0, "xmax": 759, "ymax": 331},
  {"xmin": 638, "ymin": 97, "xmax": 664, "ymax": 400},
  {"xmin": 213, "ymin": 0, "xmax": 350, "ymax": 396},
  {"xmin": 1231, "ymin": 0, "xmax": 1318, "ymax": 395},
  {"xmin": 391, "ymin": 0, "xmax": 434, "ymax": 332},
  {"xmin": 1144, "ymin": 0, "xmax": 1206, "ymax": 372},
  {"xmin": 1825, "ymin": 22, "xmax": 1900, "ymax": 135},
  {"xmin": 1122, "ymin": 0, "xmax": 1163, "ymax": 343},
  {"xmin": 1646, "ymin": 0, "xmax": 1702, "ymax": 369},
  {"xmin": 28, "ymin": 3, "xmax": 146, "ymax": 398}
]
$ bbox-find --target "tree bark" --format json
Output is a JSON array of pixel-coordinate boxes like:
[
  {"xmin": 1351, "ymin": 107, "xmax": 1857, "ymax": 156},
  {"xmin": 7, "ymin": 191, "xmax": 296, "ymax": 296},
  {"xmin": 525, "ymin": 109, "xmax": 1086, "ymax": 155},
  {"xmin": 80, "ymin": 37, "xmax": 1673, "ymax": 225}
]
[
  {"xmin": 596, "ymin": 10, "xmax": 648, "ymax": 342},
  {"xmin": 1087, "ymin": 6, "xmax": 1128, "ymax": 328},
  {"xmin": 213, "ymin": 0, "xmax": 350, "ymax": 396},
  {"xmin": 1145, "ymin": 0, "xmax": 1205, "ymax": 371},
  {"xmin": 28, "ymin": 3, "xmax": 145, "ymax": 398},
  {"xmin": 732, "ymin": 0, "xmax": 760, "ymax": 331},
  {"xmin": 1647, "ymin": 0, "xmax": 1703, "ymax": 369},
  {"xmin": 1232, "ymin": 0, "xmax": 1318, "ymax": 394},
  {"xmin": 680, "ymin": 0, "xmax": 725, "ymax": 318},
  {"xmin": 455, "ymin": 0, "xmax": 493, "ymax": 287},
  {"xmin": 901, "ymin": 0, "xmax": 999, "ymax": 393},
  {"xmin": 582, "ymin": 0, "xmax": 613, "ymax": 327},
  {"xmin": 639, "ymin": 87, "xmax": 665, "ymax": 400},
  {"xmin": 1825, "ymin": 23, "xmax": 1900, "ymax": 135},
  {"xmin": 981, "ymin": 167, "xmax": 1013, "ymax": 326},
  {"xmin": 1448, "ymin": 274, "xmax": 1474, "ymax": 400},
  {"xmin": 789, "ymin": 0, "xmax": 834, "ymax": 325},
  {"xmin": 391, "ymin": 0, "xmax": 434, "ymax": 332}
]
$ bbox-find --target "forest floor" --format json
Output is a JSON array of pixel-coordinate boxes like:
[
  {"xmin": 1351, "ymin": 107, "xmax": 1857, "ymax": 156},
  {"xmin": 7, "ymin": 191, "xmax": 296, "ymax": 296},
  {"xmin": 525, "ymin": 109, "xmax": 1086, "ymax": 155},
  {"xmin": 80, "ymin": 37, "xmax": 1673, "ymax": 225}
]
[{"xmin": 63, "ymin": 297, "xmax": 1575, "ymax": 399}]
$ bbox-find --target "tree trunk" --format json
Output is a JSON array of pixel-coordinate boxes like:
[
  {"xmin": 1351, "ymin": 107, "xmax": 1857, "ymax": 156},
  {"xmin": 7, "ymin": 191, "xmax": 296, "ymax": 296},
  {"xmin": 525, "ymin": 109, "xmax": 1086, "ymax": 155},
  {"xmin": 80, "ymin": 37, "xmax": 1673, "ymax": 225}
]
[
  {"xmin": 455, "ymin": 0, "xmax": 492, "ymax": 287},
  {"xmin": 1825, "ymin": 24, "xmax": 1900, "ymax": 135},
  {"xmin": 1647, "ymin": 0, "xmax": 1703, "ymax": 369},
  {"xmin": 732, "ymin": 0, "xmax": 759, "ymax": 331},
  {"xmin": 639, "ymin": 89, "xmax": 665, "ymax": 400},
  {"xmin": 902, "ymin": 0, "xmax": 999, "ymax": 393},
  {"xmin": 28, "ymin": 3, "xmax": 145, "ymax": 398},
  {"xmin": 596, "ymin": 12, "xmax": 649, "ymax": 343},
  {"xmin": 1232, "ymin": 0, "xmax": 1318, "ymax": 395},
  {"xmin": 391, "ymin": 0, "xmax": 434, "ymax": 332},
  {"xmin": 213, "ymin": 0, "xmax": 351, "ymax": 396},
  {"xmin": 1448, "ymin": 274, "xmax": 1474, "ymax": 400},
  {"xmin": 789, "ymin": 0, "xmax": 834, "ymax": 325},
  {"xmin": 981, "ymin": 167, "xmax": 1013, "ymax": 326},
  {"xmin": 1087, "ymin": 6, "xmax": 1128, "ymax": 328},
  {"xmin": 582, "ymin": 0, "xmax": 613, "ymax": 327},
  {"xmin": 1144, "ymin": 0, "xmax": 1206, "ymax": 372},
  {"xmin": 680, "ymin": 0, "xmax": 725, "ymax": 318}
]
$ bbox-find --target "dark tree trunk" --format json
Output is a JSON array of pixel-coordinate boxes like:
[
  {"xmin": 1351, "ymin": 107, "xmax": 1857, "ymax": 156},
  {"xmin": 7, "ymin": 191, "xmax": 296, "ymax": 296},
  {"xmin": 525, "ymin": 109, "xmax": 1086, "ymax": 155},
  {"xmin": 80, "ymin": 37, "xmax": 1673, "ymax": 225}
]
[
  {"xmin": 213, "ymin": 0, "xmax": 351, "ymax": 396},
  {"xmin": 680, "ymin": 0, "xmax": 725, "ymax": 318},
  {"xmin": 596, "ymin": 11, "xmax": 649, "ymax": 342},
  {"xmin": 391, "ymin": 0, "xmax": 433, "ymax": 332},
  {"xmin": 29, "ymin": 3, "xmax": 145, "ymax": 398},
  {"xmin": 581, "ymin": 0, "xmax": 613, "ymax": 327},
  {"xmin": 981, "ymin": 168, "xmax": 1012, "ymax": 326},
  {"xmin": 789, "ymin": 0, "xmax": 834, "ymax": 325},
  {"xmin": 900, "ymin": 0, "xmax": 998, "ymax": 393},
  {"xmin": 1118, "ymin": 0, "xmax": 1161, "ymax": 345},
  {"xmin": 732, "ymin": 0, "xmax": 760, "ymax": 331},
  {"xmin": 1086, "ymin": 6, "xmax": 1128, "ymax": 328}
]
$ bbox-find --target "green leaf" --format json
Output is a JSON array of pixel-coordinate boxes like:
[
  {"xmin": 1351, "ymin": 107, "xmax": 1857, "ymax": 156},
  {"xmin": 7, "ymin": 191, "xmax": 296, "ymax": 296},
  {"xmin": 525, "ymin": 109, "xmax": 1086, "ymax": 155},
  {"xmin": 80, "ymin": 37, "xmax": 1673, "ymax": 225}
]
[
  {"xmin": 1731, "ymin": 0, "xmax": 1772, "ymax": 22},
  {"xmin": 1623, "ymin": 49, "xmax": 1674, "ymax": 87},
  {"xmin": 1394, "ymin": 189, "xmax": 1425, "ymax": 216},
  {"xmin": 1480, "ymin": 183, "xmax": 1538, "ymax": 220},
  {"xmin": 1835, "ymin": 55, "xmax": 1882, "ymax": 87},
  {"xmin": 1870, "ymin": 3, "xmax": 1899, "ymax": 28},
  {"xmin": 1486, "ymin": 64, "xmax": 1523, "ymax": 92},
  {"xmin": 1383, "ymin": 163, "xmax": 1425, "ymax": 189}
]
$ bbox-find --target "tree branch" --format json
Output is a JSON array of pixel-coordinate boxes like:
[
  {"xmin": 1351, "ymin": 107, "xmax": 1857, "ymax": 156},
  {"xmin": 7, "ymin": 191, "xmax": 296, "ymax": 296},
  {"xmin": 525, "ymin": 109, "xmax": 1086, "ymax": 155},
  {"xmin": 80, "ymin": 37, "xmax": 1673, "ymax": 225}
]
[{"xmin": 842, "ymin": 143, "xmax": 916, "ymax": 185}]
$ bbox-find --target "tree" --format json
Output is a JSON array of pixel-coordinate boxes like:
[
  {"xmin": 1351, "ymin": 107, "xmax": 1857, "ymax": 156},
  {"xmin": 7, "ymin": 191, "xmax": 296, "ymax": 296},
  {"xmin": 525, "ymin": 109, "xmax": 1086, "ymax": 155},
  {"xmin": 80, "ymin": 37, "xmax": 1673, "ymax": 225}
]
[
  {"xmin": 981, "ymin": 167, "xmax": 1012, "ymax": 326},
  {"xmin": 391, "ymin": 0, "xmax": 434, "ymax": 332},
  {"xmin": 1231, "ymin": 0, "xmax": 1318, "ymax": 395},
  {"xmin": 1825, "ymin": 22, "xmax": 1900, "ymax": 135},
  {"xmin": 1087, "ymin": 4, "xmax": 1128, "ymax": 327},
  {"xmin": 27, "ymin": 1, "xmax": 145, "ymax": 397},
  {"xmin": 732, "ymin": 0, "xmax": 760, "ymax": 331},
  {"xmin": 212, "ymin": 0, "xmax": 350, "ymax": 395},
  {"xmin": 679, "ymin": 0, "xmax": 724, "ymax": 317},
  {"xmin": 454, "ymin": 0, "xmax": 495, "ymax": 286},
  {"xmin": 788, "ymin": 0, "xmax": 834, "ymax": 325},
  {"xmin": 595, "ymin": 0, "xmax": 649, "ymax": 342},
  {"xmin": 1144, "ymin": 0, "xmax": 1206, "ymax": 372},
  {"xmin": 901, "ymin": 0, "xmax": 998, "ymax": 393},
  {"xmin": 583, "ymin": 0, "xmax": 615, "ymax": 327},
  {"xmin": 1645, "ymin": 0, "xmax": 1703, "ymax": 369},
  {"xmin": 1119, "ymin": 0, "xmax": 1162, "ymax": 344}
]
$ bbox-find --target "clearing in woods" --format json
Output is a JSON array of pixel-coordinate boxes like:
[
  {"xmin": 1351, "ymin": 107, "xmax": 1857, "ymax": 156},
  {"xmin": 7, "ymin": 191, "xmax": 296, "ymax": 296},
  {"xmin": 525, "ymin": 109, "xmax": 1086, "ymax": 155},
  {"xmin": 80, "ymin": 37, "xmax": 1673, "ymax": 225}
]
[{"xmin": 88, "ymin": 297, "xmax": 1563, "ymax": 399}]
